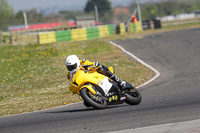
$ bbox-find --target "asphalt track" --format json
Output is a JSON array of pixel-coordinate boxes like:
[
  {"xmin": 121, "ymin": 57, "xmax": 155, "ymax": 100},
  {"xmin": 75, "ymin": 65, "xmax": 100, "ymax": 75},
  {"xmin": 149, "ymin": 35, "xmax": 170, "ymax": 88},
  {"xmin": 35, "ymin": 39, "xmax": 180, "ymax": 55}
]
[{"xmin": 0, "ymin": 28, "xmax": 200, "ymax": 133}]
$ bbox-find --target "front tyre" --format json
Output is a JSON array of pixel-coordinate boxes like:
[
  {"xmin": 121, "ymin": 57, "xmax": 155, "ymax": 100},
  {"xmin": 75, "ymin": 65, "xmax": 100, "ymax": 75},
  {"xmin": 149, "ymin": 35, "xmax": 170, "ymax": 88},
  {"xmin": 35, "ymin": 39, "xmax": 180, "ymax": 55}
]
[
  {"xmin": 125, "ymin": 88, "xmax": 142, "ymax": 105},
  {"xmin": 80, "ymin": 88, "xmax": 107, "ymax": 109}
]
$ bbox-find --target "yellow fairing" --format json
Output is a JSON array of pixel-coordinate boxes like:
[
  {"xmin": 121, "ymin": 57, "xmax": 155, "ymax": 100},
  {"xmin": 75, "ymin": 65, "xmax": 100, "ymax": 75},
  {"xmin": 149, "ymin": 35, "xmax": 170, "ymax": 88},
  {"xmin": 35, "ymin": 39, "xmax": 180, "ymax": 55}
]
[
  {"xmin": 80, "ymin": 85, "xmax": 96, "ymax": 95},
  {"xmin": 108, "ymin": 66, "xmax": 115, "ymax": 74},
  {"xmin": 69, "ymin": 69, "xmax": 106, "ymax": 95}
]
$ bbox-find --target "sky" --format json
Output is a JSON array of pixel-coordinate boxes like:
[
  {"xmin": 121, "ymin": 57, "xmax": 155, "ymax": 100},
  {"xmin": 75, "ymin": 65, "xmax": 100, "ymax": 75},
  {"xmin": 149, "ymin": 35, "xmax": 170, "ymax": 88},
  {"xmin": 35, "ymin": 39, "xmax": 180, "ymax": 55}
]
[{"xmin": 7, "ymin": 0, "xmax": 135, "ymax": 13}]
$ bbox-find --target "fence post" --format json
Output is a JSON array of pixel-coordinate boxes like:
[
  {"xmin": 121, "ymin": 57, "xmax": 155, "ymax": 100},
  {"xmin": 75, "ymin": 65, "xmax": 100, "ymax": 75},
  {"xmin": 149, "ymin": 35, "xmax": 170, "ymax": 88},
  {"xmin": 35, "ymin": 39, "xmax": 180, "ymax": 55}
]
[
  {"xmin": 0, "ymin": 30, "xmax": 3, "ymax": 45},
  {"xmin": 150, "ymin": 20, "xmax": 154, "ymax": 29},
  {"xmin": 16, "ymin": 31, "xmax": 19, "ymax": 45},
  {"xmin": 22, "ymin": 30, "xmax": 24, "ymax": 45},
  {"xmin": 37, "ymin": 30, "xmax": 40, "ymax": 45},
  {"xmin": 25, "ymin": 30, "xmax": 28, "ymax": 45},
  {"xmin": 36, "ymin": 29, "xmax": 39, "ymax": 44},
  {"xmin": 10, "ymin": 31, "xmax": 14, "ymax": 45}
]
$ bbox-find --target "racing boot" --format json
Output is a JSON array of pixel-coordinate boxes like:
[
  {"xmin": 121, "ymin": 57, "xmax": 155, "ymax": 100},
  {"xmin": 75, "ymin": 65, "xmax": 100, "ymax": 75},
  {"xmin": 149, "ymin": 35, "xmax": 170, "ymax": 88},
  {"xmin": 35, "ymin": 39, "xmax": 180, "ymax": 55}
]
[
  {"xmin": 97, "ymin": 65, "xmax": 126, "ymax": 89},
  {"xmin": 110, "ymin": 74, "xmax": 126, "ymax": 89}
]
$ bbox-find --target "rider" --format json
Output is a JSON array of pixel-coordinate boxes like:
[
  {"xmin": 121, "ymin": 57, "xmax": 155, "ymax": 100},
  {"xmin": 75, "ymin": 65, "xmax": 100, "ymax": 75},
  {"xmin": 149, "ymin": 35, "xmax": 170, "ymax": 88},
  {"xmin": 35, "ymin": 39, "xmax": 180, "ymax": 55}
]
[{"xmin": 65, "ymin": 55, "xmax": 126, "ymax": 89}]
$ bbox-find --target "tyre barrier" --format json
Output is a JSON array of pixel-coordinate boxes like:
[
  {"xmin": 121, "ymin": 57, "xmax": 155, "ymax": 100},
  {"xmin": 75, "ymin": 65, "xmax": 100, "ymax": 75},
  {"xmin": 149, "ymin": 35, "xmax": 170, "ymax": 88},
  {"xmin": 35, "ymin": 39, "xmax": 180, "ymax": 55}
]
[{"xmin": 38, "ymin": 22, "xmax": 141, "ymax": 45}]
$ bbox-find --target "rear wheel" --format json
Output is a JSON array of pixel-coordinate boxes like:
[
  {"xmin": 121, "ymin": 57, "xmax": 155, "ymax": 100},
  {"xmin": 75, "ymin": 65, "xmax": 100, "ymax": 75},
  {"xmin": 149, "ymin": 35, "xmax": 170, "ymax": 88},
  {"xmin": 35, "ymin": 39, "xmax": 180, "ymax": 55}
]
[
  {"xmin": 125, "ymin": 88, "xmax": 142, "ymax": 105},
  {"xmin": 80, "ymin": 88, "xmax": 107, "ymax": 109}
]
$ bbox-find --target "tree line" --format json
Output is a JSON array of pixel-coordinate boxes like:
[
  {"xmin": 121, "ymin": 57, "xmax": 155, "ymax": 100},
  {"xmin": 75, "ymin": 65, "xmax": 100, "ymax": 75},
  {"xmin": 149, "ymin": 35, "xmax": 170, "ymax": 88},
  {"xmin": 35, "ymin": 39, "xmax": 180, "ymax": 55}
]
[
  {"xmin": 1, "ymin": 0, "xmax": 200, "ymax": 31},
  {"xmin": 0, "ymin": 0, "xmax": 49, "ymax": 31},
  {"xmin": 133, "ymin": 0, "xmax": 200, "ymax": 20}
]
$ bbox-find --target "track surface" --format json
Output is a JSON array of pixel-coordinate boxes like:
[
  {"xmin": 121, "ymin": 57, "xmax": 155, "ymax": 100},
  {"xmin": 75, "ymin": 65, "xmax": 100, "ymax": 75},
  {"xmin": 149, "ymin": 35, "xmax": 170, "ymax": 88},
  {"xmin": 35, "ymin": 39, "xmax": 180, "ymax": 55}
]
[{"xmin": 1, "ymin": 28, "xmax": 200, "ymax": 133}]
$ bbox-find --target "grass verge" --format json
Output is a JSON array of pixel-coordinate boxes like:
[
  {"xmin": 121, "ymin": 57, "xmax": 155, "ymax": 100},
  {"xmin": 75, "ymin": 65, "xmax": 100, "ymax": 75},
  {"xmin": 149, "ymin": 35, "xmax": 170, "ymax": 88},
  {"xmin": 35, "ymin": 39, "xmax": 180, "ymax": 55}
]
[
  {"xmin": 0, "ymin": 39, "xmax": 153, "ymax": 116},
  {"xmin": 1, "ymin": 20, "xmax": 199, "ymax": 116}
]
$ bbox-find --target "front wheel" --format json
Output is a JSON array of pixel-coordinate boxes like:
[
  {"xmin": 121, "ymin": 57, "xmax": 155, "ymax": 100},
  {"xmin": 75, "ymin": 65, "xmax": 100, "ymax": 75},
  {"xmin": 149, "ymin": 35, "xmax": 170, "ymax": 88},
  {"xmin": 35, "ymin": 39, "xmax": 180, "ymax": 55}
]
[
  {"xmin": 125, "ymin": 88, "xmax": 142, "ymax": 105},
  {"xmin": 80, "ymin": 88, "xmax": 107, "ymax": 109}
]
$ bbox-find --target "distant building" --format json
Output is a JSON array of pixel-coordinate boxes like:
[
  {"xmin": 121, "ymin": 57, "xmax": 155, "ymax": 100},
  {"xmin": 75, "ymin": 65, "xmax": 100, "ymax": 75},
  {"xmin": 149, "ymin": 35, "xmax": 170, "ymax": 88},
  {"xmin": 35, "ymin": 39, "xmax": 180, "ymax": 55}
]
[
  {"xmin": 113, "ymin": 7, "xmax": 129, "ymax": 16},
  {"xmin": 113, "ymin": 7, "xmax": 130, "ymax": 24},
  {"xmin": 157, "ymin": 11, "xmax": 200, "ymax": 22},
  {"xmin": 75, "ymin": 16, "xmax": 95, "ymax": 28}
]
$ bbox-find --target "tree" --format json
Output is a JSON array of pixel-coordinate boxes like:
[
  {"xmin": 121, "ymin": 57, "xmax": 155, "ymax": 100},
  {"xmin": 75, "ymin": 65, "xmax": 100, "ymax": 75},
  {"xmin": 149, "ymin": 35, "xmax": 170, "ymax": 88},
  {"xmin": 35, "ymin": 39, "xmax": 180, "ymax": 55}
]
[
  {"xmin": 84, "ymin": 0, "xmax": 112, "ymax": 23},
  {"xmin": 129, "ymin": 0, "xmax": 200, "ymax": 21},
  {"xmin": 142, "ymin": 5, "xmax": 158, "ymax": 20},
  {"xmin": 60, "ymin": 10, "xmax": 88, "ymax": 20},
  {"xmin": 85, "ymin": 0, "xmax": 111, "ymax": 13},
  {"xmin": 0, "ymin": 0, "xmax": 14, "ymax": 19},
  {"xmin": 155, "ymin": 1, "xmax": 179, "ymax": 16},
  {"xmin": 0, "ymin": 0, "xmax": 14, "ymax": 30}
]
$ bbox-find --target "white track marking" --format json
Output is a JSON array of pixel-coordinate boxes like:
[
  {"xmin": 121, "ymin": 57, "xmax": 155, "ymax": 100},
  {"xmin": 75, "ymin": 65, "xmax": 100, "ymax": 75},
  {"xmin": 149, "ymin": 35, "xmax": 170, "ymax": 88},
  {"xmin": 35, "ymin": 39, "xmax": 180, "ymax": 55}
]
[
  {"xmin": 108, "ymin": 119, "xmax": 200, "ymax": 133},
  {"xmin": 1, "ymin": 40, "xmax": 160, "ymax": 118},
  {"xmin": 108, "ymin": 40, "xmax": 200, "ymax": 133},
  {"xmin": 109, "ymin": 41, "xmax": 160, "ymax": 88}
]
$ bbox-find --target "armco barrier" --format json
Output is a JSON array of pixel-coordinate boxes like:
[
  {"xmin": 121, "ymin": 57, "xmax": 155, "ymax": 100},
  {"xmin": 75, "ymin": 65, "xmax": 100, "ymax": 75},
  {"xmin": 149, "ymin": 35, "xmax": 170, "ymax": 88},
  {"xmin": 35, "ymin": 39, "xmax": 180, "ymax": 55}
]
[
  {"xmin": 39, "ymin": 32, "xmax": 56, "ymax": 44},
  {"xmin": 129, "ymin": 22, "xmax": 142, "ymax": 33},
  {"xmin": 37, "ymin": 23, "xmax": 141, "ymax": 44},
  {"xmin": 135, "ymin": 22, "xmax": 142, "ymax": 32},
  {"xmin": 119, "ymin": 23, "xmax": 125, "ymax": 35},
  {"xmin": 2, "ymin": 31, "xmax": 38, "ymax": 45},
  {"xmin": 38, "ymin": 24, "xmax": 115, "ymax": 44},
  {"xmin": 98, "ymin": 25, "xmax": 109, "ymax": 38},
  {"xmin": 133, "ymin": 23, "xmax": 137, "ymax": 32},
  {"xmin": 129, "ymin": 23, "xmax": 134, "ymax": 33},
  {"xmin": 71, "ymin": 28, "xmax": 87, "ymax": 41},
  {"xmin": 108, "ymin": 24, "xmax": 114, "ymax": 35},
  {"xmin": 87, "ymin": 27, "xmax": 99, "ymax": 40},
  {"xmin": 2, "ymin": 23, "xmax": 144, "ymax": 45},
  {"xmin": 56, "ymin": 30, "xmax": 71, "ymax": 42}
]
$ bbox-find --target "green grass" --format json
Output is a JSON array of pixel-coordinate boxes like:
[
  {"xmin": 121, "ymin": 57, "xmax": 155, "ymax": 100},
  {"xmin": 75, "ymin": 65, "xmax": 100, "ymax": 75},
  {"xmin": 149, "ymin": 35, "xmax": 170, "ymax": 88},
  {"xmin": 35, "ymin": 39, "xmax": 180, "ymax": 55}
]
[
  {"xmin": 0, "ymin": 39, "xmax": 153, "ymax": 116},
  {"xmin": 1, "ymin": 20, "xmax": 199, "ymax": 116},
  {"xmin": 163, "ymin": 22, "xmax": 200, "ymax": 30}
]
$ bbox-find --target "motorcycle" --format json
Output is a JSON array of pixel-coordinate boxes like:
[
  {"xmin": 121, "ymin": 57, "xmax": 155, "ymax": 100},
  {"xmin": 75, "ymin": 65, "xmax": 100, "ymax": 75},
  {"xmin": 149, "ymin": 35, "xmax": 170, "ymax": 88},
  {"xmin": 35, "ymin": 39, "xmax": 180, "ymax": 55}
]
[{"xmin": 69, "ymin": 66, "xmax": 142, "ymax": 109}]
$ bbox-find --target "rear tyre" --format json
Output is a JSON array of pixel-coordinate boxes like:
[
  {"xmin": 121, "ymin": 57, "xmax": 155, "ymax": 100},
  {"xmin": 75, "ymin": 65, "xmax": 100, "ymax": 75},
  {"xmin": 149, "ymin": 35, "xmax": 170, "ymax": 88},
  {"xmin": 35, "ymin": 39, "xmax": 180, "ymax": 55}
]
[
  {"xmin": 125, "ymin": 88, "xmax": 142, "ymax": 105},
  {"xmin": 80, "ymin": 88, "xmax": 107, "ymax": 109}
]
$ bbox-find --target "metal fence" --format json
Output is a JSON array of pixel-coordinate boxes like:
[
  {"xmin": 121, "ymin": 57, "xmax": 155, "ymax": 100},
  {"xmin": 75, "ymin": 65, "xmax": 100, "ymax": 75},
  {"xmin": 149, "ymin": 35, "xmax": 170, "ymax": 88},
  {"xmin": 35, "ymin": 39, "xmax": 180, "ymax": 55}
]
[{"xmin": 0, "ymin": 22, "xmax": 142, "ymax": 45}]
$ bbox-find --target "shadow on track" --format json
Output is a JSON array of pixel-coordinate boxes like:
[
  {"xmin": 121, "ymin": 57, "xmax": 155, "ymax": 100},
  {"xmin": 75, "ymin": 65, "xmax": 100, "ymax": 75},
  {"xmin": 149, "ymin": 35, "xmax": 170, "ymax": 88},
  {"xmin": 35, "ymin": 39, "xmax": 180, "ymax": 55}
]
[{"xmin": 44, "ymin": 104, "xmax": 128, "ymax": 114}]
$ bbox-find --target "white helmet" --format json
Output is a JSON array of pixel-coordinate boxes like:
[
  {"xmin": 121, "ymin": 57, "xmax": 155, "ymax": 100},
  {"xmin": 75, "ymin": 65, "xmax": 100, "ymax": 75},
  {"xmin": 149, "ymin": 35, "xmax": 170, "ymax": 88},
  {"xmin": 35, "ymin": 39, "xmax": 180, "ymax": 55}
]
[{"xmin": 66, "ymin": 55, "xmax": 80, "ymax": 74}]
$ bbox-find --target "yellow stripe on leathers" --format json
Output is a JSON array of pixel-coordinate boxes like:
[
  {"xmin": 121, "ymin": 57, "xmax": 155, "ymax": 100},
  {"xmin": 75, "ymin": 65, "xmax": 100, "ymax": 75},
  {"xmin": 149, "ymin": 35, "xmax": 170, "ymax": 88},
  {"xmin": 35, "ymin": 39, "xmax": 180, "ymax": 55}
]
[{"xmin": 80, "ymin": 59, "xmax": 94, "ymax": 66}]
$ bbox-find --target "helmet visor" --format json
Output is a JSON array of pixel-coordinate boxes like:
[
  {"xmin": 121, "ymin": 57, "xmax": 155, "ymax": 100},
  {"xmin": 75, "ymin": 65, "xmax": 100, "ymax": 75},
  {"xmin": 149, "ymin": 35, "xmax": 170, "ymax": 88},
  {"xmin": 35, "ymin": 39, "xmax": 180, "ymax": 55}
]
[{"xmin": 66, "ymin": 63, "xmax": 77, "ymax": 71}]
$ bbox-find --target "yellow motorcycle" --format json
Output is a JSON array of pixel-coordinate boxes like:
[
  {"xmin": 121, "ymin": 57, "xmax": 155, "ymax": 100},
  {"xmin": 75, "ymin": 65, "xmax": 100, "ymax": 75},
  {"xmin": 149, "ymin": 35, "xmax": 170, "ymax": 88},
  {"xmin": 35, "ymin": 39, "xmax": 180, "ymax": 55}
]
[{"xmin": 69, "ymin": 66, "xmax": 142, "ymax": 109}]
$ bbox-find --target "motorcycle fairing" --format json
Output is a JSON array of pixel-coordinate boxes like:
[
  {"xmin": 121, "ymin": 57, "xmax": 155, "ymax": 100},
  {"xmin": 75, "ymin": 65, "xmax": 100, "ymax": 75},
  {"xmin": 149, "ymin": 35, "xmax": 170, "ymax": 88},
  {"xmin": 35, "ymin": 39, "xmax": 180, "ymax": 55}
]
[
  {"xmin": 69, "ymin": 69, "xmax": 111, "ymax": 95},
  {"xmin": 99, "ymin": 77, "xmax": 112, "ymax": 95},
  {"xmin": 106, "ymin": 85, "xmax": 127, "ymax": 105}
]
